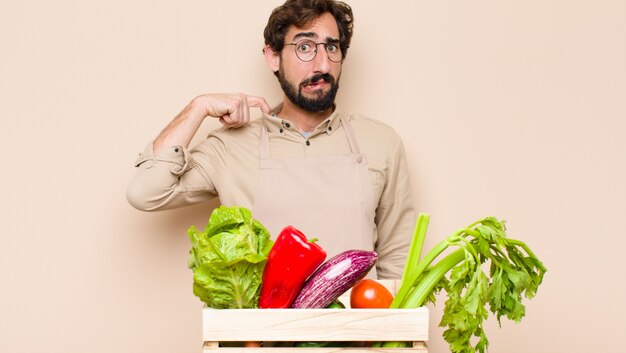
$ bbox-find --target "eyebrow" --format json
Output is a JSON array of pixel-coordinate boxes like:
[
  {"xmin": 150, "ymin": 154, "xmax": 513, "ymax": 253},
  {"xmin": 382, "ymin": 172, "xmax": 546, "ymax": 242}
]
[
  {"xmin": 292, "ymin": 31, "xmax": 340, "ymax": 44},
  {"xmin": 292, "ymin": 32, "xmax": 316, "ymax": 41}
]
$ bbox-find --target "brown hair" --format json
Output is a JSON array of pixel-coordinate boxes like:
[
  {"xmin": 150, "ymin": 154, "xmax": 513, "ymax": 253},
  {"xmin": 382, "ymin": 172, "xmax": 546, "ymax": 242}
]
[{"xmin": 264, "ymin": 0, "xmax": 354, "ymax": 58}]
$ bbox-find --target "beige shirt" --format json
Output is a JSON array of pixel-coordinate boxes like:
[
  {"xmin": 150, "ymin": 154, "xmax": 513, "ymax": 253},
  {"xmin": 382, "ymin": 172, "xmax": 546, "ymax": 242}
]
[{"xmin": 127, "ymin": 109, "xmax": 416, "ymax": 279}]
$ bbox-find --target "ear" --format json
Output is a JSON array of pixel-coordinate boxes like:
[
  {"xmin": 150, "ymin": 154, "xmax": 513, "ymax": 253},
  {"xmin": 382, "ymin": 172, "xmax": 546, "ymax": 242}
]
[{"xmin": 264, "ymin": 45, "xmax": 280, "ymax": 73}]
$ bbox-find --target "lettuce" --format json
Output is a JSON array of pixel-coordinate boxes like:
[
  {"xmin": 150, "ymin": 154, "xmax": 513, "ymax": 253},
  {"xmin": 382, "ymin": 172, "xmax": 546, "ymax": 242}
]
[{"xmin": 187, "ymin": 206, "xmax": 274, "ymax": 308}]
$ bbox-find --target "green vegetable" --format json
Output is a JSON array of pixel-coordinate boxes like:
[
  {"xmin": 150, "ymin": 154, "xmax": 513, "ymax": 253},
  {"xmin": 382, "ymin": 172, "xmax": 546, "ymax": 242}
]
[
  {"xmin": 293, "ymin": 341, "xmax": 350, "ymax": 348},
  {"xmin": 325, "ymin": 299, "xmax": 346, "ymax": 309},
  {"xmin": 187, "ymin": 206, "xmax": 274, "ymax": 308},
  {"xmin": 378, "ymin": 214, "xmax": 547, "ymax": 353}
]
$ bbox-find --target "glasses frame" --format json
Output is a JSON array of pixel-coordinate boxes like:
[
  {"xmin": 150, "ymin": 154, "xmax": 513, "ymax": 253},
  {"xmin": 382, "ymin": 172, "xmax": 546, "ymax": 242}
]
[{"xmin": 284, "ymin": 39, "xmax": 343, "ymax": 63}]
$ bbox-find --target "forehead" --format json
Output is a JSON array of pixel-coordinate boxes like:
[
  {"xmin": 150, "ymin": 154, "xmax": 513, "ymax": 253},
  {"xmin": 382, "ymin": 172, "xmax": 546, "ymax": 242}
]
[{"xmin": 284, "ymin": 12, "xmax": 340, "ymax": 42}]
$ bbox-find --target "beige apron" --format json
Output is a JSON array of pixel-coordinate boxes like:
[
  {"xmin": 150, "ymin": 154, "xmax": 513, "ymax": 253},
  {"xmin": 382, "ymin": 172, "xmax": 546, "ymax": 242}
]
[{"xmin": 252, "ymin": 115, "xmax": 378, "ymax": 277}]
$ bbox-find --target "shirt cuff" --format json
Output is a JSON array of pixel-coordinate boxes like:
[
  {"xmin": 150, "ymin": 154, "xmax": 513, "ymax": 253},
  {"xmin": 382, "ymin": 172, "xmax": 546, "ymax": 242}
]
[{"xmin": 134, "ymin": 141, "xmax": 191, "ymax": 176}]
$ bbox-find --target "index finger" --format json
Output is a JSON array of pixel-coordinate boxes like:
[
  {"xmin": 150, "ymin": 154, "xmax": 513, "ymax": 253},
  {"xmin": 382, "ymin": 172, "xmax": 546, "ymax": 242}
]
[{"xmin": 247, "ymin": 95, "xmax": 271, "ymax": 114}]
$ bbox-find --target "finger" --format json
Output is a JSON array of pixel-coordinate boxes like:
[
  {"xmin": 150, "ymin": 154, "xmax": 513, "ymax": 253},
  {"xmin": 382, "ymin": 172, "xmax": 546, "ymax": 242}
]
[
  {"xmin": 247, "ymin": 96, "xmax": 272, "ymax": 114},
  {"xmin": 242, "ymin": 94, "xmax": 250, "ymax": 125},
  {"xmin": 219, "ymin": 113, "xmax": 238, "ymax": 127},
  {"xmin": 219, "ymin": 114, "xmax": 233, "ymax": 126},
  {"xmin": 222, "ymin": 97, "xmax": 243, "ymax": 127}
]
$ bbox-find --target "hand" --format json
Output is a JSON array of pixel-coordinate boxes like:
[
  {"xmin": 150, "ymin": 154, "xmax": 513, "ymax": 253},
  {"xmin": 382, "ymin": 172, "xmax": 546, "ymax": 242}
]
[
  {"xmin": 191, "ymin": 93, "xmax": 271, "ymax": 128},
  {"xmin": 153, "ymin": 93, "xmax": 270, "ymax": 155}
]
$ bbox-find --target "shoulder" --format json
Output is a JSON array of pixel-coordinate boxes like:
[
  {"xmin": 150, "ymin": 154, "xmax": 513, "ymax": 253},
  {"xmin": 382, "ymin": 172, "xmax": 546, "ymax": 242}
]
[
  {"xmin": 191, "ymin": 118, "xmax": 264, "ymax": 155},
  {"xmin": 207, "ymin": 118, "xmax": 264, "ymax": 140},
  {"xmin": 343, "ymin": 112, "xmax": 403, "ymax": 146}
]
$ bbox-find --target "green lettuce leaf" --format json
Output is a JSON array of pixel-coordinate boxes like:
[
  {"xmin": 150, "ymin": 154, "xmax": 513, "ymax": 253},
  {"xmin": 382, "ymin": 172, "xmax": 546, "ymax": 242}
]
[{"xmin": 188, "ymin": 206, "xmax": 274, "ymax": 308}]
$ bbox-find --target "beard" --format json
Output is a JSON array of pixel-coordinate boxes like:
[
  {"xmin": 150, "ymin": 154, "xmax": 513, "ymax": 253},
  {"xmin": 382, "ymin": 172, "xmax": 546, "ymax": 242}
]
[{"xmin": 277, "ymin": 66, "xmax": 340, "ymax": 112}]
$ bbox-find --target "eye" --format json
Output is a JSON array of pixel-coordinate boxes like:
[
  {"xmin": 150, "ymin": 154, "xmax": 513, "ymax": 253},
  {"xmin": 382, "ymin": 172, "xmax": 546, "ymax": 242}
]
[
  {"xmin": 326, "ymin": 43, "xmax": 339, "ymax": 53},
  {"xmin": 297, "ymin": 42, "xmax": 313, "ymax": 53}
]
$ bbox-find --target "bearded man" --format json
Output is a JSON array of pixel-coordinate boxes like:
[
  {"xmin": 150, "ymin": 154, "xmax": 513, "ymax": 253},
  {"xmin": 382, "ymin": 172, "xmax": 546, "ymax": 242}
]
[{"xmin": 127, "ymin": 0, "xmax": 415, "ymax": 279}]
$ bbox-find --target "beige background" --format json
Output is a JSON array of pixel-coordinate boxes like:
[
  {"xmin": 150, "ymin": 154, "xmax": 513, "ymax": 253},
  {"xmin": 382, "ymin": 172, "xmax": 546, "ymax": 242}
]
[{"xmin": 1, "ymin": 1, "xmax": 624, "ymax": 352}]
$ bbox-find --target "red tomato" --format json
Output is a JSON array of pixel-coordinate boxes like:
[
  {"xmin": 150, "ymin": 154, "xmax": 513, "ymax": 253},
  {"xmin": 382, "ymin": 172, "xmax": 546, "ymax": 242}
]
[{"xmin": 349, "ymin": 279, "xmax": 394, "ymax": 308}]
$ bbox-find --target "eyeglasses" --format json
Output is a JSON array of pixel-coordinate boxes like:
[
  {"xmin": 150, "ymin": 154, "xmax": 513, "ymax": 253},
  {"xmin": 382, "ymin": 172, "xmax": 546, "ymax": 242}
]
[{"xmin": 284, "ymin": 39, "xmax": 343, "ymax": 63}]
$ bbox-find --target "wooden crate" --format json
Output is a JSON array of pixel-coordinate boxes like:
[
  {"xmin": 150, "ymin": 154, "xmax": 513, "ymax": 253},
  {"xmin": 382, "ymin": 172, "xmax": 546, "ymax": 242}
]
[{"xmin": 201, "ymin": 280, "xmax": 428, "ymax": 352}]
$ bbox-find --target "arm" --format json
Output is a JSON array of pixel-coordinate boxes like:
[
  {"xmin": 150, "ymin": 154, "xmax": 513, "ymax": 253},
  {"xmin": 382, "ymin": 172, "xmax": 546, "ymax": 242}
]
[
  {"xmin": 153, "ymin": 93, "xmax": 271, "ymax": 154},
  {"xmin": 374, "ymin": 134, "xmax": 416, "ymax": 279},
  {"xmin": 127, "ymin": 93, "xmax": 270, "ymax": 211}
]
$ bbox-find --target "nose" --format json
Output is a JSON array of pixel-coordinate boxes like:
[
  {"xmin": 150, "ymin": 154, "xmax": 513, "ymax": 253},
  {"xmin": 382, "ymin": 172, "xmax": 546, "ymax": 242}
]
[{"xmin": 312, "ymin": 44, "xmax": 331, "ymax": 73}]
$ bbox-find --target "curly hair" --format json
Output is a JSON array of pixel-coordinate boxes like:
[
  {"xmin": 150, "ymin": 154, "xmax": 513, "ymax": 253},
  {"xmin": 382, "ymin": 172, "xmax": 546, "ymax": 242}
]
[{"xmin": 264, "ymin": 0, "xmax": 354, "ymax": 59}]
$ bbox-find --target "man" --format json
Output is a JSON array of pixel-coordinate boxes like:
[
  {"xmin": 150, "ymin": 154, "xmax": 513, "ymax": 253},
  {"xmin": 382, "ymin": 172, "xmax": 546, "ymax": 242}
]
[{"xmin": 127, "ymin": 0, "xmax": 415, "ymax": 279}]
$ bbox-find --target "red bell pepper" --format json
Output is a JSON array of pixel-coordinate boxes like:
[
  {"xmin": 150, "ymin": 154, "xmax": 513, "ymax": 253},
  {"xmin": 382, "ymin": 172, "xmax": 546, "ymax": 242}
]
[{"xmin": 259, "ymin": 225, "xmax": 326, "ymax": 308}]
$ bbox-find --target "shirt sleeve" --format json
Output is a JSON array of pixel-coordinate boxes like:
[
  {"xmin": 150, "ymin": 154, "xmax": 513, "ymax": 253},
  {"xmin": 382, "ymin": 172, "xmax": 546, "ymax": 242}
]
[
  {"xmin": 374, "ymin": 133, "xmax": 416, "ymax": 279},
  {"xmin": 126, "ymin": 138, "xmax": 224, "ymax": 211}
]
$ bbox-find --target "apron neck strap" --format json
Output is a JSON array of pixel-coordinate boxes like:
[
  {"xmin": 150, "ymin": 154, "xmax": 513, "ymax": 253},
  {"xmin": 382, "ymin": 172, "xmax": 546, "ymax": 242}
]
[
  {"xmin": 260, "ymin": 120, "xmax": 271, "ymax": 159},
  {"xmin": 340, "ymin": 115, "xmax": 361, "ymax": 155}
]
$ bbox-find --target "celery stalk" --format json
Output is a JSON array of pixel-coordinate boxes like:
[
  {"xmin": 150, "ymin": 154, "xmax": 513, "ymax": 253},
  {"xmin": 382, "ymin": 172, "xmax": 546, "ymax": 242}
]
[
  {"xmin": 392, "ymin": 213, "xmax": 429, "ymax": 308},
  {"xmin": 397, "ymin": 248, "xmax": 465, "ymax": 309},
  {"xmin": 380, "ymin": 215, "xmax": 547, "ymax": 353},
  {"xmin": 400, "ymin": 213, "xmax": 429, "ymax": 283},
  {"xmin": 391, "ymin": 239, "xmax": 450, "ymax": 308}
]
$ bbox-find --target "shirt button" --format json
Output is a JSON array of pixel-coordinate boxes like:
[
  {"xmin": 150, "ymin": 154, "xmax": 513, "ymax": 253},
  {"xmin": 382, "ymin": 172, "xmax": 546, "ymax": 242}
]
[
  {"xmin": 306, "ymin": 140, "xmax": 311, "ymax": 146},
  {"xmin": 279, "ymin": 128, "xmax": 284, "ymax": 133},
  {"xmin": 356, "ymin": 156, "xmax": 363, "ymax": 163},
  {"xmin": 174, "ymin": 147, "xmax": 180, "ymax": 153},
  {"xmin": 328, "ymin": 126, "xmax": 332, "ymax": 131},
  {"xmin": 284, "ymin": 122, "xmax": 291, "ymax": 128}
]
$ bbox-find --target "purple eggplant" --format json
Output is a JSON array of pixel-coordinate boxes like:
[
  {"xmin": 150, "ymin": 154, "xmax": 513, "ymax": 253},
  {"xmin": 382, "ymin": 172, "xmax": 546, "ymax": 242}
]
[{"xmin": 291, "ymin": 249, "xmax": 378, "ymax": 308}]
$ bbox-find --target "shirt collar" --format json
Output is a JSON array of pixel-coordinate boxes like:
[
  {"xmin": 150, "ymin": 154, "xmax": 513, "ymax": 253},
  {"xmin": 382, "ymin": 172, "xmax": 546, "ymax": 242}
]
[{"xmin": 262, "ymin": 105, "xmax": 344, "ymax": 136}]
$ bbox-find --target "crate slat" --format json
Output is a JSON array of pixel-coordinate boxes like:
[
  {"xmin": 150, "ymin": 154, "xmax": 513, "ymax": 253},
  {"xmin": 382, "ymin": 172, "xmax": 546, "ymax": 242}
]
[
  {"xmin": 202, "ymin": 307, "xmax": 428, "ymax": 342},
  {"xmin": 200, "ymin": 280, "xmax": 428, "ymax": 351},
  {"xmin": 203, "ymin": 345, "xmax": 428, "ymax": 353}
]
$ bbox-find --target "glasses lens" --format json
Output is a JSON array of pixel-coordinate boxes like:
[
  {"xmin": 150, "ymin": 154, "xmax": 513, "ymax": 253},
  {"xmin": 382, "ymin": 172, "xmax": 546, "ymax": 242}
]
[
  {"xmin": 295, "ymin": 40, "xmax": 316, "ymax": 61},
  {"xmin": 325, "ymin": 43, "xmax": 342, "ymax": 62}
]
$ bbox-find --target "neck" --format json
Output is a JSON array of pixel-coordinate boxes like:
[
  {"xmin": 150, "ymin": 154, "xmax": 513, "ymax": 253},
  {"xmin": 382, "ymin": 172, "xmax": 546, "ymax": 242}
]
[{"xmin": 277, "ymin": 98, "xmax": 334, "ymax": 132}]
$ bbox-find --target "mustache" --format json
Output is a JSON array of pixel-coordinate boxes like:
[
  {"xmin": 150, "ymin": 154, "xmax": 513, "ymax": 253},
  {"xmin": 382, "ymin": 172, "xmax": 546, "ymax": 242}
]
[{"xmin": 300, "ymin": 73, "xmax": 335, "ymax": 87}]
